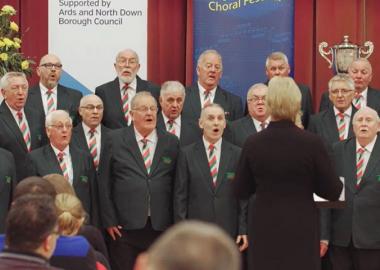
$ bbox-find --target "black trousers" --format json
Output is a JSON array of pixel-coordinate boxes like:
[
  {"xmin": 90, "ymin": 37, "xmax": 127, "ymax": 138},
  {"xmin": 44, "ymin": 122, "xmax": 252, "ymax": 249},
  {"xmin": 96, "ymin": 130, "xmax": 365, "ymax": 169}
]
[
  {"xmin": 107, "ymin": 218, "xmax": 161, "ymax": 270},
  {"xmin": 330, "ymin": 241, "xmax": 380, "ymax": 270}
]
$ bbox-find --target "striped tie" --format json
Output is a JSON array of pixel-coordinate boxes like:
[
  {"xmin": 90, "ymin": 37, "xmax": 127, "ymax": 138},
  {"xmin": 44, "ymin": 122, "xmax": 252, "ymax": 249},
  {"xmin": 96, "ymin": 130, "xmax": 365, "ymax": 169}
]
[
  {"xmin": 57, "ymin": 151, "xmax": 69, "ymax": 180},
  {"xmin": 141, "ymin": 138, "xmax": 152, "ymax": 173},
  {"xmin": 16, "ymin": 111, "xmax": 31, "ymax": 152},
  {"xmin": 88, "ymin": 129, "xmax": 99, "ymax": 169},
  {"xmin": 167, "ymin": 120, "xmax": 176, "ymax": 136},
  {"xmin": 208, "ymin": 144, "xmax": 218, "ymax": 187},
  {"xmin": 353, "ymin": 94, "xmax": 362, "ymax": 110},
  {"xmin": 122, "ymin": 84, "xmax": 130, "ymax": 124},
  {"xmin": 356, "ymin": 147, "xmax": 366, "ymax": 187},
  {"xmin": 46, "ymin": 89, "xmax": 55, "ymax": 114},
  {"xmin": 337, "ymin": 113, "xmax": 346, "ymax": 141},
  {"xmin": 260, "ymin": 121, "xmax": 266, "ymax": 131},
  {"xmin": 203, "ymin": 91, "xmax": 212, "ymax": 108}
]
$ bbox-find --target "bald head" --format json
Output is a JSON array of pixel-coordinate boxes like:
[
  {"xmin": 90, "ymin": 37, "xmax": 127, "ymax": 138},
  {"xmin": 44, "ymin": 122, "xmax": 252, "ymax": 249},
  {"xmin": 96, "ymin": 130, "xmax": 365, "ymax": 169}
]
[{"xmin": 353, "ymin": 107, "xmax": 380, "ymax": 146}]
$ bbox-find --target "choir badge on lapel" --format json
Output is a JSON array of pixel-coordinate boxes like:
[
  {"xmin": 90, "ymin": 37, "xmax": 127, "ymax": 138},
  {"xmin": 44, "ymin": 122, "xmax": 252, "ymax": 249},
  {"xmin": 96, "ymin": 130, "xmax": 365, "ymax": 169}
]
[
  {"xmin": 226, "ymin": 172, "xmax": 235, "ymax": 180},
  {"xmin": 162, "ymin": 156, "xmax": 172, "ymax": 165},
  {"xmin": 80, "ymin": 175, "xmax": 88, "ymax": 183},
  {"xmin": 5, "ymin": 176, "xmax": 11, "ymax": 184}
]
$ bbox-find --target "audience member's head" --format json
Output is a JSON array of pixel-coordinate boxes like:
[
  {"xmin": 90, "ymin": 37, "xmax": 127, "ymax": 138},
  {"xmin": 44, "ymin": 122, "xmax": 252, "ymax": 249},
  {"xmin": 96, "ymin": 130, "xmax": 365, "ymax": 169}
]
[
  {"xmin": 159, "ymin": 81, "xmax": 186, "ymax": 121},
  {"xmin": 0, "ymin": 71, "xmax": 28, "ymax": 111},
  {"xmin": 55, "ymin": 193, "xmax": 86, "ymax": 236},
  {"xmin": 114, "ymin": 48, "xmax": 141, "ymax": 84},
  {"xmin": 135, "ymin": 221, "xmax": 241, "ymax": 270},
  {"xmin": 5, "ymin": 194, "xmax": 58, "ymax": 259},
  {"xmin": 196, "ymin": 49, "xmax": 223, "ymax": 91},
  {"xmin": 328, "ymin": 74, "xmax": 355, "ymax": 113},
  {"xmin": 267, "ymin": 76, "xmax": 301, "ymax": 123},
  {"xmin": 79, "ymin": 94, "xmax": 104, "ymax": 130},
  {"xmin": 246, "ymin": 83, "xmax": 269, "ymax": 122},
  {"xmin": 131, "ymin": 91, "xmax": 158, "ymax": 137},
  {"xmin": 199, "ymin": 103, "xmax": 226, "ymax": 144},
  {"xmin": 353, "ymin": 106, "xmax": 380, "ymax": 147},
  {"xmin": 43, "ymin": 174, "xmax": 76, "ymax": 195},
  {"xmin": 348, "ymin": 58, "xmax": 373, "ymax": 93},
  {"xmin": 45, "ymin": 110, "xmax": 73, "ymax": 151},
  {"xmin": 37, "ymin": 54, "xmax": 63, "ymax": 89},
  {"xmin": 265, "ymin": 51, "xmax": 291, "ymax": 80},
  {"xmin": 14, "ymin": 176, "xmax": 57, "ymax": 200}
]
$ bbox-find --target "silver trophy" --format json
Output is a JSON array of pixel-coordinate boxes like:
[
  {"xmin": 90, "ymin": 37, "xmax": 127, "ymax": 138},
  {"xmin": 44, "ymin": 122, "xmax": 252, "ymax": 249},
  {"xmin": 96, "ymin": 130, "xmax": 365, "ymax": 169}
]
[{"xmin": 319, "ymin": 35, "xmax": 374, "ymax": 74}]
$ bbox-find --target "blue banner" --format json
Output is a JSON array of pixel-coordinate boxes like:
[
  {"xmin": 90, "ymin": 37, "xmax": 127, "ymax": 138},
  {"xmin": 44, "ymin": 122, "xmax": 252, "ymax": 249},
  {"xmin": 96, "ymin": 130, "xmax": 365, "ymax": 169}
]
[{"xmin": 193, "ymin": 0, "xmax": 294, "ymax": 101}]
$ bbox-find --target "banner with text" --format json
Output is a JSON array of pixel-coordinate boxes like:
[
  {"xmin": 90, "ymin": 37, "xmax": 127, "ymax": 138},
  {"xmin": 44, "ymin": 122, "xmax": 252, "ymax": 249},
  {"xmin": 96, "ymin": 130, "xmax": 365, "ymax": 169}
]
[
  {"xmin": 49, "ymin": 0, "xmax": 147, "ymax": 94},
  {"xmin": 193, "ymin": 0, "xmax": 294, "ymax": 100}
]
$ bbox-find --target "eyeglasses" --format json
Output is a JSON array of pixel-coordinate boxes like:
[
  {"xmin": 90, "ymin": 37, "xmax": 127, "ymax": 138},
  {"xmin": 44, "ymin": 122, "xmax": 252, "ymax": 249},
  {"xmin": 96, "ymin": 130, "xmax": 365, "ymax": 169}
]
[
  {"xmin": 248, "ymin": 96, "xmax": 266, "ymax": 103},
  {"xmin": 330, "ymin": 89, "xmax": 353, "ymax": 96},
  {"xmin": 40, "ymin": 63, "xmax": 63, "ymax": 69},
  {"xmin": 133, "ymin": 106, "xmax": 158, "ymax": 113},
  {"xmin": 49, "ymin": 123, "xmax": 73, "ymax": 131},
  {"xmin": 81, "ymin": 105, "xmax": 104, "ymax": 111},
  {"xmin": 116, "ymin": 58, "xmax": 138, "ymax": 66}
]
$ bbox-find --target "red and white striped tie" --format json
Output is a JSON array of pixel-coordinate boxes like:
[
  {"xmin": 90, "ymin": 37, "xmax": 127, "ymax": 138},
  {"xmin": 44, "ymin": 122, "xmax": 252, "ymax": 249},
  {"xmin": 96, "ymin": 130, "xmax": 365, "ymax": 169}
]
[
  {"xmin": 167, "ymin": 120, "xmax": 176, "ymax": 136},
  {"xmin": 88, "ymin": 129, "xmax": 99, "ymax": 169},
  {"xmin": 16, "ymin": 111, "xmax": 31, "ymax": 152},
  {"xmin": 141, "ymin": 138, "xmax": 152, "ymax": 174},
  {"xmin": 356, "ymin": 147, "xmax": 366, "ymax": 187},
  {"xmin": 337, "ymin": 113, "xmax": 346, "ymax": 141},
  {"xmin": 203, "ymin": 91, "xmax": 212, "ymax": 108},
  {"xmin": 353, "ymin": 94, "xmax": 362, "ymax": 110},
  {"xmin": 46, "ymin": 89, "xmax": 55, "ymax": 114},
  {"xmin": 57, "ymin": 151, "xmax": 69, "ymax": 180},
  {"xmin": 208, "ymin": 144, "xmax": 218, "ymax": 187},
  {"xmin": 122, "ymin": 84, "xmax": 130, "ymax": 124}
]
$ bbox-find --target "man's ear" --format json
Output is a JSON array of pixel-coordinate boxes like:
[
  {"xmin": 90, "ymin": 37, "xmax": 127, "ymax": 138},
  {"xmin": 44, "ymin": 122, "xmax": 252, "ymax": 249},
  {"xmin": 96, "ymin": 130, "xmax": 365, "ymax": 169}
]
[{"xmin": 134, "ymin": 253, "xmax": 148, "ymax": 270}]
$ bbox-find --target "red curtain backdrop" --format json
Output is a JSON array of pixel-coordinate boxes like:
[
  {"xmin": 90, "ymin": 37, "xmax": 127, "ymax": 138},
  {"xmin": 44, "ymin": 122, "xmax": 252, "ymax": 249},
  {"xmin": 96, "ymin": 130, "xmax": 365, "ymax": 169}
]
[{"xmin": 2, "ymin": 0, "xmax": 380, "ymax": 110}]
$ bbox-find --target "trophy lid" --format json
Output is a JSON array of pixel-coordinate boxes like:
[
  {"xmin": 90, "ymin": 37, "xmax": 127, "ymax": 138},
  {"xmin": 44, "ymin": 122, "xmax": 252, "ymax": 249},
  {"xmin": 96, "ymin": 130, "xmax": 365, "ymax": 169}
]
[{"xmin": 333, "ymin": 35, "xmax": 358, "ymax": 50}]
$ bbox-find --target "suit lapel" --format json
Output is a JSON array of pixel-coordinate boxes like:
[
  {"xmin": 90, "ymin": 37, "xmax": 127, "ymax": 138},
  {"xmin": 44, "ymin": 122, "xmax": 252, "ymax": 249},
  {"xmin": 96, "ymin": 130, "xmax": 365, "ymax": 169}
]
[
  {"xmin": 0, "ymin": 103, "xmax": 27, "ymax": 151},
  {"xmin": 345, "ymin": 139, "xmax": 358, "ymax": 192},
  {"xmin": 69, "ymin": 147, "xmax": 80, "ymax": 185},
  {"xmin": 213, "ymin": 86, "xmax": 227, "ymax": 110},
  {"xmin": 242, "ymin": 116, "xmax": 257, "ymax": 135},
  {"xmin": 74, "ymin": 124, "xmax": 89, "ymax": 150},
  {"xmin": 188, "ymin": 85, "xmax": 202, "ymax": 119},
  {"xmin": 56, "ymin": 85, "xmax": 68, "ymax": 110},
  {"xmin": 325, "ymin": 109, "xmax": 340, "ymax": 141},
  {"xmin": 124, "ymin": 128, "xmax": 148, "ymax": 175},
  {"xmin": 45, "ymin": 145, "xmax": 62, "ymax": 173},
  {"xmin": 149, "ymin": 130, "xmax": 166, "ymax": 175},
  {"xmin": 193, "ymin": 141, "xmax": 215, "ymax": 192},
  {"xmin": 360, "ymin": 138, "xmax": 380, "ymax": 188},
  {"xmin": 110, "ymin": 79, "xmax": 125, "ymax": 118},
  {"xmin": 347, "ymin": 106, "xmax": 357, "ymax": 138},
  {"xmin": 28, "ymin": 86, "xmax": 45, "ymax": 115},
  {"xmin": 214, "ymin": 140, "xmax": 232, "ymax": 192},
  {"xmin": 99, "ymin": 125, "xmax": 108, "ymax": 163}
]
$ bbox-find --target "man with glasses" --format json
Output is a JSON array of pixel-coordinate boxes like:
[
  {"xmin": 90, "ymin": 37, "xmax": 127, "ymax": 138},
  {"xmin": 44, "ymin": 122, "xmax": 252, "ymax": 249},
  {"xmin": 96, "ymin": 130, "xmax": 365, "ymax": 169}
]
[
  {"xmin": 226, "ymin": 83, "xmax": 270, "ymax": 147},
  {"xmin": 0, "ymin": 72, "xmax": 45, "ymax": 181},
  {"xmin": 95, "ymin": 48, "xmax": 160, "ymax": 129},
  {"xmin": 308, "ymin": 74, "xmax": 356, "ymax": 148},
  {"xmin": 26, "ymin": 110, "xmax": 98, "ymax": 226},
  {"xmin": 72, "ymin": 94, "xmax": 110, "ymax": 171},
  {"xmin": 98, "ymin": 92, "xmax": 179, "ymax": 270},
  {"xmin": 0, "ymin": 194, "xmax": 59, "ymax": 270},
  {"xmin": 25, "ymin": 54, "xmax": 83, "ymax": 129},
  {"xmin": 182, "ymin": 49, "xmax": 243, "ymax": 122}
]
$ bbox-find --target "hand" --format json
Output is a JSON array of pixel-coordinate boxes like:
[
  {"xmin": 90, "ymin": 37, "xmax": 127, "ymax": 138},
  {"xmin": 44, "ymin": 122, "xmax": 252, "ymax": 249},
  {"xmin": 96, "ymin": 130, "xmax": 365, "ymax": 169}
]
[
  {"xmin": 320, "ymin": 242, "xmax": 328, "ymax": 257},
  {"xmin": 236, "ymin": 235, "xmax": 249, "ymax": 252},
  {"xmin": 107, "ymin": 225, "xmax": 122, "ymax": 240}
]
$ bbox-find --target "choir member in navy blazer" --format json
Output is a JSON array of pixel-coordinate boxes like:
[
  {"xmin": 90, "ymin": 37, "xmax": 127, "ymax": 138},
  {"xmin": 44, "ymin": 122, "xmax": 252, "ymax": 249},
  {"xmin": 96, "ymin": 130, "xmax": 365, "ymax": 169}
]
[
  {"xmin": 71, "ymin": 95, "xmax": 110, "ymax": 172},
  {"xmin": 264, "ymin": 51, "xmax": 313, "ymax": 128},
  {"xmin": 156, "ymin": 81, "xmax": 201, "ymax": 146},
  {"xmin": 321, "ymin": 107, "xmax": 380, "ymax": 270},
  {"xmin": 226, "ymin": 83, "xmax": 270, "ymax": 147},
  {"xmin": 0, "ymin": 72, "xmax": 45, "ymax": 181},
  {"xmin": 95, "ymin": 49, "xmax": 160, "ymax": 129},
  {"xmin": 98, "ymin": 92, "xmax": 179, "ymax": 270},
  {"xmin": 25, "ymin": 54, "xmax": 82, "ymax": 128},
  {"xmin": 0, "ymin": 148, "xmax": 16, "ymax": 233},
  {"xmin": 182, "ymin": 50, "xmax": 243, "ymax": 122},
  {"xmin": 26, "ymin": 110, "xmax": 98, "ymax": 226},
  {"xmin": 308, "ymin": 74, "xmax": 357, "ymax": 148},
  {"xmin": 319, "ymin": 58, "xmax": 380, "ymax": 113},
  {"xmin": 174, "ymin": 104, "xmax": 248, "ymax": 251}
]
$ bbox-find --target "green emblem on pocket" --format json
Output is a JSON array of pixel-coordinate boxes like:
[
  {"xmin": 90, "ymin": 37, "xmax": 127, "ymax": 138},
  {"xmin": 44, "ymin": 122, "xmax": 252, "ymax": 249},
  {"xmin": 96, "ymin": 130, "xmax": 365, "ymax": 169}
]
[
  {"xmin": 162, "ymin": 156, "xmax": 172, "ymax": 164},
  {"xmin": 5, "ymin": 176, "xmax": 11, "ymax": 184},
  {"xmin": 80, "ymin": 176, "xmax": 88, "ymax": 183},
  {"xmin": 226, "ymin": 172, "xmax": 235, "ymax": 180}
]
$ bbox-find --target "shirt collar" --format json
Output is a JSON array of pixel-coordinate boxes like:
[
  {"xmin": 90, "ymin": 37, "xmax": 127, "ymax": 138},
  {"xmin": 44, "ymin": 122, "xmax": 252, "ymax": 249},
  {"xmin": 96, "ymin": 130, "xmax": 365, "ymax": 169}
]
[
  {"xmin": 39, "ymin": 82, "xmax": 57, "ymax": 94},
  {"xmin": 5, "ymin": 102, "xmax": 25, "ymax": 116},
  {"xmin": 333, "ymin": 106, "xmax": 352, "ymax": 117},
  {"xmin": 119, "ymin": 77, "xmax": 137, "ymax": 91},
  {"xmin": 252, "ymin": 116, "xmax": 270, "ymax": 127},
  {"xmin": 134, "ymin": 127, "xmax": 158, "ymax": 144},
  {"xmin": 161, "ymin": 112, "xmax": 181, "ymax": 126},
  {"xmin": 356, "ymin": 135, "xmax": 377, "ymax": 153},
  {"xmin": 51, "ymin": 144, "xmax": 70, "ymax": 156},
  {"xmin": 203, "ymin": 136, "xmax": 222, "ymax": 151},
  {"xmin": 197, "ymin": 81, "xmax": 217, "ymax": 96},
  {"xmin": 82, "ymin": 123, "xmax": 101, "ymax": 135}
]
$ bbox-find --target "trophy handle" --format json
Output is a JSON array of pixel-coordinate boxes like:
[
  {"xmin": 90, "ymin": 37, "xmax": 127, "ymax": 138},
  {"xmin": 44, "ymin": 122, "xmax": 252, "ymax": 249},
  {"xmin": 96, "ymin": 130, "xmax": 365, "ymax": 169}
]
[
  {"xmin": 318, "ymin": 42, "xmax": 333, "ymax": 68},
  {"xmin": 359, "ymin": 41, "xmax": 374, "ymax": 59}
]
